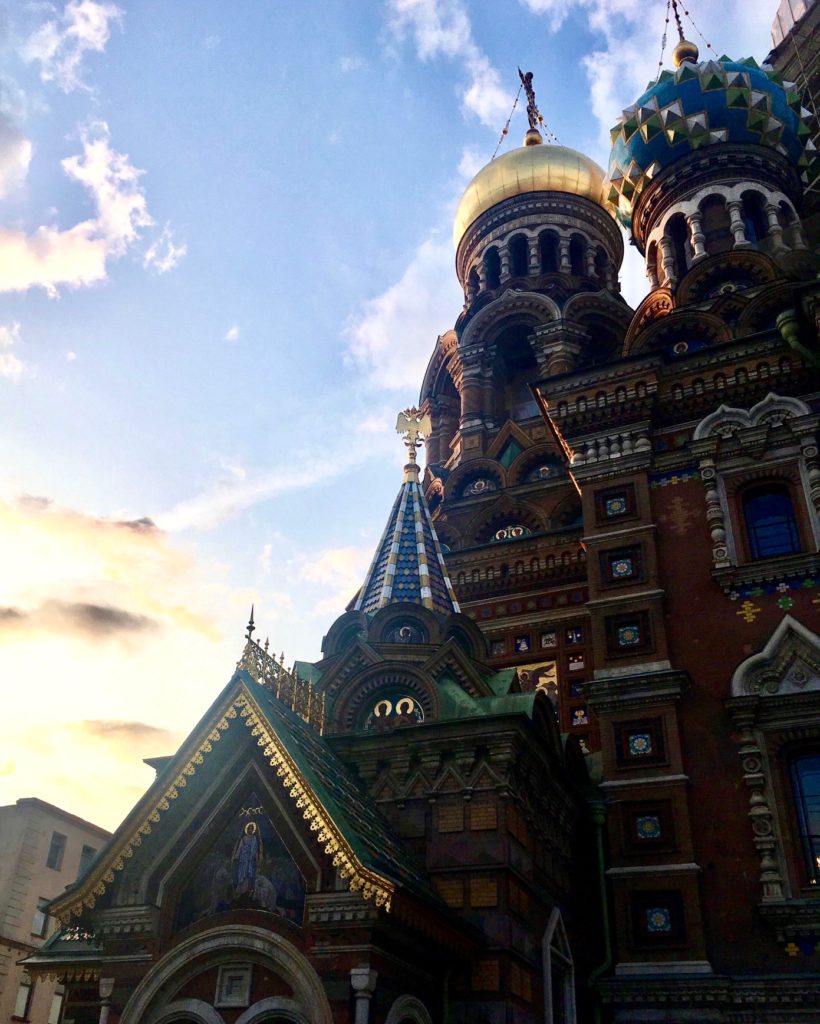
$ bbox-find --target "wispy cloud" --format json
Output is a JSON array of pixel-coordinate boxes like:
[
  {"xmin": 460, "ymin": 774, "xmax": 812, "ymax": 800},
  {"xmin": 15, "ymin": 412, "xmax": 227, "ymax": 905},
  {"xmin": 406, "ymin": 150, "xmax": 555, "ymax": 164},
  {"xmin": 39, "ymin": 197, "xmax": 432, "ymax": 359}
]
[
  {"xmin": 223, "ymin": 324, "xmax": 240, "ymax": 343},
  {"xmin": 386, "ymin": 0, "xmax": 512, "ymax": 127},
  {"xmin": 339, "ymin": 55, "xmax": 366, "ymax": 72},
  {"xmin": 22, "ymin": 0, "xmax": 123, "ymax": 93},
  {"xmin": 345, "ymin": 232, "xmax": 461, "ymax": 391},
  {"xmin": 0, "ymin": 321, "xmax": 27, "ymax": 383},
  {"xmin": 0, "ymin": 120, "xmax": 152, "ymax": 297},
  {"xmin": 144, "ymin": 224, "xmax": 187, "ymax": 273},
  {"xmin": 0, "ymin": 109, "xmax": 32, "ymax": 199},
  {"xmin": 297, "ymin": 544, "xmax": 373, "ymax": 616}
]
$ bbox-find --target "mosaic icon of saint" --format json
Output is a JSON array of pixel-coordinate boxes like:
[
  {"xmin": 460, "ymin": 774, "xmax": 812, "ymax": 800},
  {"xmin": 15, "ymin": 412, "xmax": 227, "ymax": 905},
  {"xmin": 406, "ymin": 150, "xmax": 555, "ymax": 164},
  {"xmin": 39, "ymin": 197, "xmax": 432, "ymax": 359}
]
[{"xmin": 232, "ymin": 820, "xmax": 262, "ymax": 896}]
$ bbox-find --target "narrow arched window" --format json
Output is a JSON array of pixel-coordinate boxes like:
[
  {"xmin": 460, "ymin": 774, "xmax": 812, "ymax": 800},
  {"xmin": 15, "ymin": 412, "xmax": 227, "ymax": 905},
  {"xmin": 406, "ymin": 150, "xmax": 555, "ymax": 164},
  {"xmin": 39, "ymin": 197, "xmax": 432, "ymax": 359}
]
[
  {"xmin": 790, "ymin": 754, "xmax": 820, "ymax": 885},
  {"xmin": 742, "ymin": 484, "xmax": 800, "ymax": 560},
  {"xmin": 484, "ymin": 247, "xmax": 501, "ymax": 289},
  {"xmin": 540, "ymin": 231, "xmax": 559, "ymax": 272},
  {"xmin": 509, "ymin": 234, "xmax": 529, "ymax": 277}
]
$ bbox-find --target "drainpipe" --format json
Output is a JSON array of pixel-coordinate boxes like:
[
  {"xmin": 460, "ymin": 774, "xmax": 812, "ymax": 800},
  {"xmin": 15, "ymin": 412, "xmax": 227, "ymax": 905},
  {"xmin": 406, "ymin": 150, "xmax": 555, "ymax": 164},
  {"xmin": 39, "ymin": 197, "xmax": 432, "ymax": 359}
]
[
  {"xmin": 587, "ymin": 800, "xmax": 612, "ymax": 1024},
  {"xmin": 443, "ymin": 968, "xmax": 451, "ymax": 1024}
]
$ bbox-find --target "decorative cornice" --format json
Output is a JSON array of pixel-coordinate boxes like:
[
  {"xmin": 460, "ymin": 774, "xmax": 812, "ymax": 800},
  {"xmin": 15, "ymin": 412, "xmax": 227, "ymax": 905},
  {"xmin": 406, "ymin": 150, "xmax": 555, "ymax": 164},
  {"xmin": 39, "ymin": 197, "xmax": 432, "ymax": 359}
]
[
  {"xmin": 586, "ymin": 669, "xmax": 690, "ymax": 714},
  {"xmin": 237, "ymin": 689, "xmax": 395, "ymax": 911}
]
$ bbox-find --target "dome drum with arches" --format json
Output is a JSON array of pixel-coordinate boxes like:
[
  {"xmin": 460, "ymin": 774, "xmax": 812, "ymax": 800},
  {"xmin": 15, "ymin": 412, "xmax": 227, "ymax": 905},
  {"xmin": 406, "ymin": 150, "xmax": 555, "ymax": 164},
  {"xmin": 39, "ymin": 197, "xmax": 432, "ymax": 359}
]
[{"xmin": 606, "ymin": 55, "xmax": 818, "ymax": 230}]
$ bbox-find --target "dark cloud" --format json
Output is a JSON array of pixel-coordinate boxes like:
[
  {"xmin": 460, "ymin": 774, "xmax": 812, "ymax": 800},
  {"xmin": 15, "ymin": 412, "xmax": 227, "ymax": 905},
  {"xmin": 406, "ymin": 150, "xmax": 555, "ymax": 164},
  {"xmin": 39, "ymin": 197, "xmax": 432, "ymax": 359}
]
[
  {"xmin": 0, "ymin": 600, "xmax": 157, "ymax": 638},
  {"xmin": 117, "ymin": 516, "xmax": 158, "ymax": 533},
  {"xmin": 79, "ymin": 720, "xmax": 175, "ymax": 743},
  {"xmin": 47, "ymin": 600, "xmax": 156, "ymax": 636},
  {"xmin": 17, "ymin": 494, "xmax": 53, "ymax": 512}
]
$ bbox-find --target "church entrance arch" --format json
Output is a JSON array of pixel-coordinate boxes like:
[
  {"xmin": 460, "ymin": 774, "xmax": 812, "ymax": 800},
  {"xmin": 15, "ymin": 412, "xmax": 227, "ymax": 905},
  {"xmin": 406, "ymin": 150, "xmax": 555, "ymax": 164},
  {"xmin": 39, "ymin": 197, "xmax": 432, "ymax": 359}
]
[{"xmin": 120, "ymin": 926, "xmax": 331, "ymax": 1024}]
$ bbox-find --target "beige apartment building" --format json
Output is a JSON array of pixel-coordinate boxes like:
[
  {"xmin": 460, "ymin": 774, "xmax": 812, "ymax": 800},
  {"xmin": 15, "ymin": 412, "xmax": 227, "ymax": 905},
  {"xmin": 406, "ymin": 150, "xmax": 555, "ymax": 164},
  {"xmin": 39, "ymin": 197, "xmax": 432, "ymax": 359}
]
[{"xmin": 0, "ymin": 799, "xmax": 109, "ymax": 1024}]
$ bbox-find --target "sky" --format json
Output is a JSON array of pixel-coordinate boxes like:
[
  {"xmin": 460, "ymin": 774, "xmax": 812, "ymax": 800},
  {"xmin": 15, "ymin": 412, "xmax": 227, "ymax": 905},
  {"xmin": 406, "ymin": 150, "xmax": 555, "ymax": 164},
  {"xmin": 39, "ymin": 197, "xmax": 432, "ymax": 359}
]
[{"xmin": 0, "ymin": 0, "xmax": 781, "ymax": 830}]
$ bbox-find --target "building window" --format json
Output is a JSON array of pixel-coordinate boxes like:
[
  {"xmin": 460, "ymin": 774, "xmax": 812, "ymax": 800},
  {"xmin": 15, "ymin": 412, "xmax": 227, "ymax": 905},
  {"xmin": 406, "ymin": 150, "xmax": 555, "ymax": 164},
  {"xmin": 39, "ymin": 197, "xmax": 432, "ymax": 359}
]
[
  {"xmin": 13, "ymin": 974, "xmax": 33, "ymax": 1019},
  {"xmin": 543, "ymin": 908, "xmax": 576, "ymax": 1023},
  {"xmin": 743, "ymin": 484, "xmax": 800, "ymax": 560},
  {"xmin": 78, "ymin": 845, "xmax": 97, "ymax": 878},
  {"xmin": 214, "ymin": 964, "xmax": 252, "ymax": 1008},
  {"xmin": 32, "ymin": 897, "xmax": 49, "ymax": 937},
  {"xmin": 790, "ymin": 753, "xmax": 820, "ymax": 886},
  {"xmin": 47, "ymin": 988, "xmax": 64, "ymax": 1024},
  {"xmin": 46, "ymin": 832, "xmax": 67, "ymax": 871}
]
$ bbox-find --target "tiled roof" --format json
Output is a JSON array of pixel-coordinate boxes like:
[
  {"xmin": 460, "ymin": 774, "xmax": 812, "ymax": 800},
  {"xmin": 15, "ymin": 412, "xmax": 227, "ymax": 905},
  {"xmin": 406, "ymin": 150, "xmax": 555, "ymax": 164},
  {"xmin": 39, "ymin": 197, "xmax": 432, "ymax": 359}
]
[{"xmin": 355, "ymin": 467, "xmax": 459, "ymax": 616}]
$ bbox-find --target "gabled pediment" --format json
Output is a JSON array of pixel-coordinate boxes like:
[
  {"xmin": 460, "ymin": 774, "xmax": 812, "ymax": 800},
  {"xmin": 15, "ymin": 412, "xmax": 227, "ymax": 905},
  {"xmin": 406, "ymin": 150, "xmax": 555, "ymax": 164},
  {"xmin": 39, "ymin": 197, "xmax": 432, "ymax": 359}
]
[
  {"xmin": 49, "ymin": 674, "xmax": 434, "ymax": 924},
  {"xmin": 731, "ymin": 615, "xmax": 820, "ymax": 697}
]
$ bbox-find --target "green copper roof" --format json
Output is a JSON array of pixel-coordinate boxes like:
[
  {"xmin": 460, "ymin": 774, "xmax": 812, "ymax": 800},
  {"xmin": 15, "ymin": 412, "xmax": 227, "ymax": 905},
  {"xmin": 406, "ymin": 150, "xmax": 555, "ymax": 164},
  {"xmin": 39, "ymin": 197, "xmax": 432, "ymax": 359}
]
[{"xmin": 355, "ymin": 467, "xmax": 460, "ymax": 616}]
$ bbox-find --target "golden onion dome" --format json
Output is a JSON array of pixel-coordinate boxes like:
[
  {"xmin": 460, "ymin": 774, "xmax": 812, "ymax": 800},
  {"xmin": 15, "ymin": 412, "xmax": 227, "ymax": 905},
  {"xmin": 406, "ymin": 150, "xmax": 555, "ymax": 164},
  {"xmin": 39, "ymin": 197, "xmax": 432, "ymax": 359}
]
[{"xmin": 453, "ymin": 140, "xmax": 609, "ymax": 249}]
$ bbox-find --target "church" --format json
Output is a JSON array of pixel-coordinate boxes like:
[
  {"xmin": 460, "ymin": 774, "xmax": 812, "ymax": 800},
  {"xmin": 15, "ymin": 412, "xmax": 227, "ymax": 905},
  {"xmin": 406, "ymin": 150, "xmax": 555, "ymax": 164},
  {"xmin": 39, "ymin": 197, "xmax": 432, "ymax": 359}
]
[{"xmin": 22, "ymin": 9, "xmax": 820, "ymax": 1024}]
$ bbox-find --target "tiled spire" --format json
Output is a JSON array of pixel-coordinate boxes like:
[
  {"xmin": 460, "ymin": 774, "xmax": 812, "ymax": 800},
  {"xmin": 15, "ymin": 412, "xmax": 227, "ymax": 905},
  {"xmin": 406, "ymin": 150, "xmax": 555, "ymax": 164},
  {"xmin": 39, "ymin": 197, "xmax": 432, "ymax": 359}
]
[{"xmin": 354, "ymin": 410, "xmax": 460, "ymax": 616}]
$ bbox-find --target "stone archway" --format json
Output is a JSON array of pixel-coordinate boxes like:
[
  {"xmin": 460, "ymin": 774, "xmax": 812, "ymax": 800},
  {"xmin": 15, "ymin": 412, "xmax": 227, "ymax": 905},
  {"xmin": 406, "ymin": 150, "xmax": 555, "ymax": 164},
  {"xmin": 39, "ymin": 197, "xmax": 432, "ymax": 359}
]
[
  {"xmin": 384, "ymin": 994, "xmax": 434, "ymax": 1024},
  {"xmin": 120, "ymin": 926, "xmax": 331, "ymax": 1024}
]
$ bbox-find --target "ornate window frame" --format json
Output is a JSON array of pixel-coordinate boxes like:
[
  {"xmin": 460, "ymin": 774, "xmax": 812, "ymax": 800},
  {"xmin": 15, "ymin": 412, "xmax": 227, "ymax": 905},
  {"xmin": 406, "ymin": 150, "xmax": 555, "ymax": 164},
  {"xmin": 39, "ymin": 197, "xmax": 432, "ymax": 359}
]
[
  {"xmin": 725, "ymin": 616, "xmax": 820, "ymax": 943},
  {"xmin": 691, "ymin": 393, "xmax": 820, "ymax": 591}
]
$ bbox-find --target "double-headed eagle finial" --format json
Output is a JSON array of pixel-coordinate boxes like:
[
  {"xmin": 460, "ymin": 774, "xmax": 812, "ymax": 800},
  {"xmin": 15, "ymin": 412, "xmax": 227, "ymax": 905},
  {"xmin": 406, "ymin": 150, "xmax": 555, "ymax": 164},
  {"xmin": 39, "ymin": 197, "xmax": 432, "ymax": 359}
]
[{"xmin": 396, "ymin": 407, "xmax": 431, "ymax": 467}]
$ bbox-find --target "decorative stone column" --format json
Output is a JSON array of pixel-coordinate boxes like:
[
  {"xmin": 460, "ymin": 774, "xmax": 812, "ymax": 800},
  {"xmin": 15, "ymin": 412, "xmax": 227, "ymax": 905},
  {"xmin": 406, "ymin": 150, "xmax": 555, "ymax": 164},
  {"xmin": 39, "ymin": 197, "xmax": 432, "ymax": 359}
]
[
  {"xmin": 350, "ymin": 967, "xmax": 378, "ymax": 1024},
  {"xmin": 528, "ymin": 235, "xmax": 540, "ymax": 273},
  {"xmin": 731, "ymin": 710, "xmax": 785, "ymax": 902},
  {"xmin": 558, "ymin": 238, "xmax": 571, "ymax": 273},
  {"xmin": 98, "ymin": 978, "xmax": 115, "ymax": 1024},
  {"xmin": 476, "ymin": 263, "xmax": 486, "ymax": 293},
  {"xmin": 646, "ymin": 254, "xmax": 659, "ymax": 289},
  {"xmin": 457, "ymin": 362, "xmax": 484, "ymax": 429},
  {"xmin": 659, "ymin": 236, "xmax": 677, "ymax": 287},
  {"xmin": 686, "ymin": 210, "xmax": 707, "ymax": 261},
  {"xmin": 698, "ymin": 457, "xmax": 731, "ymax": 568},
  {"xmin": 585, "ymin": 248, "xmax": 597, "ymax": 277},
  {"xmin": 765, "ymin": 204, "xmax": 787, "ymax": 250},
  {"xmin": 727, "ymin": 200, "xmax": 749, "ymax": 247},
  {"xmin": 465, "ymin": 271, "xmax": 478, "ymax": 303},
  {"xmin": 499, "ymin": 247, "xmax": 511, "ymax": 283}
]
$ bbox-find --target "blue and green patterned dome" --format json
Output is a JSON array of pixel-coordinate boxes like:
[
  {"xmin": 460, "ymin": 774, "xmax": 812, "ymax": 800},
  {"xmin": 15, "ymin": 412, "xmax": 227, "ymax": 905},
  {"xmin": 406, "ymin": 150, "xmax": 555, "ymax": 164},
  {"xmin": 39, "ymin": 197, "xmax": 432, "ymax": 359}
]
[{"xmin": 606, "ymin": 55, "xmax": 817, "ymax": 229}]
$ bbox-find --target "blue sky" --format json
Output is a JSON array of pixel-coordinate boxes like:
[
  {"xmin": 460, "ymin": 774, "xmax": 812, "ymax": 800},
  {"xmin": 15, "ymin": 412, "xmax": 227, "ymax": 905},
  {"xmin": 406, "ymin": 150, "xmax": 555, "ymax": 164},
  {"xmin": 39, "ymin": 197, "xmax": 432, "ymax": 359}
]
[{"xmin": 0, "ymin": 0, "xmax": 780, "ymax": 827}]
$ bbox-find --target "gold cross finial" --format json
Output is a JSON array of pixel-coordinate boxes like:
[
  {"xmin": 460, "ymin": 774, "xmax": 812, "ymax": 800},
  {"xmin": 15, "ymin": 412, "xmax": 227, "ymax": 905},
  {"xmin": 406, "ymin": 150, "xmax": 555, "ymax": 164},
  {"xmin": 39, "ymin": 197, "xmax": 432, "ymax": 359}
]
[{"xmin": 396, "ymin": 407, "xmax": 431, "ymax": 466}]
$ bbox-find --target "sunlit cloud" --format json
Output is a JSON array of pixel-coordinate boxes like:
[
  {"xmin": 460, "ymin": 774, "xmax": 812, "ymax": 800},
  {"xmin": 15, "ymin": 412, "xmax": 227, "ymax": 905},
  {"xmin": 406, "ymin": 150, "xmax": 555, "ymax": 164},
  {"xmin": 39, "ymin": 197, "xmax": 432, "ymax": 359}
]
[
  {"xmin": 144, "ymin": 224, "xmax": 187, "ymax": 273},
  {"xmin": 386, "ymin": 0, "xmax": 512, "ymax": 127},
  {"xmin": 297, "ymin": 544, "xmax": 373, "ymax": 617},
  {"xmin": 0, "ymin": 121, "xmax": 152, "ymax": 297},
  {"xmin": 22, "ymin": 0, "xmax": 123, "ymax": 93},
  {"xmin": 224, "ymin": 324, "xmax": 240, "ymax": 343}
]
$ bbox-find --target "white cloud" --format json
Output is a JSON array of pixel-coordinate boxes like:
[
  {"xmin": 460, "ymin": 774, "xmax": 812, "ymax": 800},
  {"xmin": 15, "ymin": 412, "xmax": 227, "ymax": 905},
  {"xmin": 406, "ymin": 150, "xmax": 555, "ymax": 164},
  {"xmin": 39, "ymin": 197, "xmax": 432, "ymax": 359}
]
[
  {"xmin": 386, "ymin": 0, "xmax": 512, "ymax": 127},
  {"xmin": 0, "ymin": 112, "xmax": 32, "ymax": 198},
  {"xmin": 339, "ymin": 55, "xmax": 366, "ymax": 72},
  {"xmin": 22, "ymin": 0, "xmax": 123, "ymax": 93},
  {"xmin": 66, "ymin": 350, "xmax": 77, "ymax": 361},
  {"xmin": 296, "ymin": 544, "xmax": 373, "ymax": 617},
  {"xmin": 0, "ymin": 121, "xmax": 151, "ymax": 297},
  {"xmin": 0, "ymin": 321, "xmax": 26, "ymax": 383},
  {"xmin": 223, "ymin": 324, "xmax": 240, "ymax": 343},
  {"xmin": 156, "ymin": 452, "xmax": 356, "ymax": 533},
  {"xmin": 143, "ymin": 224, "xmax": 187, "ymax": 273},
  {"xmin": 345, "ymin": 232, "xmax": 462, "ymax": 391}
]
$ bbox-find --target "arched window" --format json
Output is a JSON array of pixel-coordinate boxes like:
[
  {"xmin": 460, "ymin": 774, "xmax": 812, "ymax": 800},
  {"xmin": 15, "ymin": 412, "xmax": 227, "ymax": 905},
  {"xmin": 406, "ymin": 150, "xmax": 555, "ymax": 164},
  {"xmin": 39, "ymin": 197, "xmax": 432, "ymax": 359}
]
[
  {"xmin": 790, "ymin": 753, "xmax": 820, "ymax": 885},
  {"xmin": 540, "ymin": 231, "xmax": 559, "ymax": 272},
  {"xmin": 569, "ymin": 234, "xmax": 586, "ymax": 276},
  {"xmin": 700, "ymin": 195, "xmax": 732, "ymax": 255},
  {"xmin": 742, "ymin": 484, "xmax": 800, "ymax": 560},
  {"xmin": 509, "ymin": 234, "xmax": 529, "ymax": 277},
  {"xmin": 741, "ymin": 191, "xmax": 769, "ymax": 242},
  {"xmin": 666, "ymin": 213, "xmax": 689, "ymax": 279},
  {"xmin": 484, "ymin": 247, "xmax": 501, "ymax": 289},
  {"xmin": 543, "ymin": 909, "xmax": 576, "ymax": 1023}
]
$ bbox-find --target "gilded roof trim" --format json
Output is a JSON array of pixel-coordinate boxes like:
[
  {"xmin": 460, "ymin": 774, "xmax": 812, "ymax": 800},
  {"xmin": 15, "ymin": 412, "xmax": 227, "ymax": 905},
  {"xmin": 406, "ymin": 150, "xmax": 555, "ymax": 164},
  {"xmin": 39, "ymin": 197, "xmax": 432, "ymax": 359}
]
[{"xmin": 50, "ymin": 682, "xmax": 395, "ymax": 923}]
